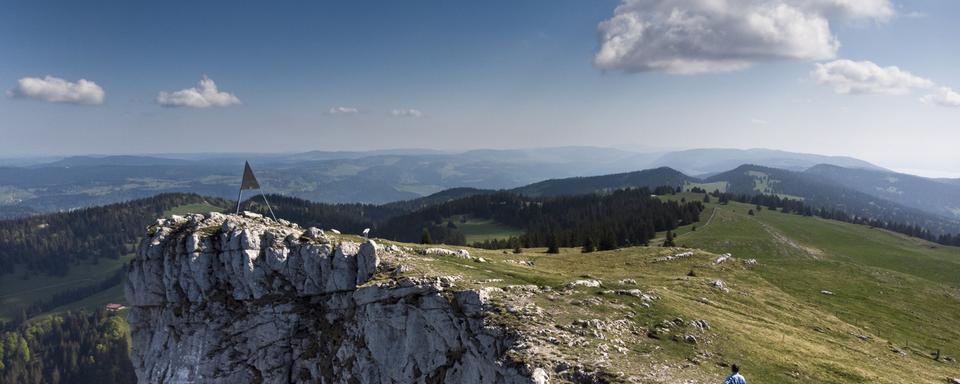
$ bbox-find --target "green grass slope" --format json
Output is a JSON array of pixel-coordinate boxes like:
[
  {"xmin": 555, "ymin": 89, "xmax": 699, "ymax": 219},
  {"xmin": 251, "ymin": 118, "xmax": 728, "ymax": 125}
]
[
  {"xmin": 0, "ymin": 255, "xmax": 132, "ymax": 322},
  {"xmin": 447, "ymin": 215, "xmax": 524, "ymax": 243},
  {"xmin": 673, "ymin": 197, "xmax": 960, "ymax": 382},
  {"xmin": 366, "ymin": 195, "xmax": 960, "ymax": 382}
]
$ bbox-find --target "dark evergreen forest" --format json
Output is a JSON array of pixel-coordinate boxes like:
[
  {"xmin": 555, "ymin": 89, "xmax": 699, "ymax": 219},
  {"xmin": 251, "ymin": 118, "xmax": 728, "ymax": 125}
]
[{"xmin": 0, "ymin": 310, "xmax": 136, "ymax": 384}]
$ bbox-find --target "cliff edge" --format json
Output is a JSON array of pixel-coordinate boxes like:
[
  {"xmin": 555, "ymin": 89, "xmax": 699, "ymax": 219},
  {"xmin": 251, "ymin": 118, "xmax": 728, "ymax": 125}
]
[{"xmin": 125, "ymin": 212, "xmax": 538, "ymax": 384}]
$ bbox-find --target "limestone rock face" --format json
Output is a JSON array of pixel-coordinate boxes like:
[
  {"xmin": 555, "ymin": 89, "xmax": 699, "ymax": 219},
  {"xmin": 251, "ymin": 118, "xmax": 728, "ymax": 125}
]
[{"xmin": 125, "ymin": 214, "xmax": 533, "ymax": 384}]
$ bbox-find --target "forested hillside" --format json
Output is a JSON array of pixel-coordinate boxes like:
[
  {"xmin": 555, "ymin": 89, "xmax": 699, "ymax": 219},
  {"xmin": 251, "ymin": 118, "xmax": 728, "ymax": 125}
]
[
  {"xmin": 0, "ymin": 193, "xmax": 228, "ymax": 276},
  {"xmin": 804, "ymin": 164, "xmax": 960, "ymax": 220},
  {"xmin": 0, "ymin": 310, "xmax": 135, "ymax": 384},
  {"xmin": 511, "ymin": 167, "xmax": 693, "ymax": 197}
]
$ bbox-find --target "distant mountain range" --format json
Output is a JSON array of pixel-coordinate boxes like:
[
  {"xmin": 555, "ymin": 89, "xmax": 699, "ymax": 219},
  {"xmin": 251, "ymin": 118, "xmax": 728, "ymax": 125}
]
[
  {"xmin": 4, "ymin": 147, "xmax": 958, "ymax": 233},
  {"xmin": 403, "ymin": 162, "xmax": 960, "ymax": 235},
  {"xmin": 527, "ymin": 164, "xmax": 960, "ymax": 233},
  {"xmin": 34, "ymin": 155, "xmax": 194, "ymax": 168},
  {"xmin": 649, "ymin": 148, "xmax": 886, "ymax": 176}
]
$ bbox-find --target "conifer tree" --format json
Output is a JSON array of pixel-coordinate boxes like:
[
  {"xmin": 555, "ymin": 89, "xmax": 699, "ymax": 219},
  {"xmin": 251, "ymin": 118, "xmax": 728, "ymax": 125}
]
[
  {"xmin": 546, "ymin": 234, "xmax": 560, "ymax": 254},
  {"xmin": 581, "ymin": 237, "xmax": 595, "ymax": 253},
  {"xmin": 662, "ymin": 230, "xmax": 675, "ymax": 247}
]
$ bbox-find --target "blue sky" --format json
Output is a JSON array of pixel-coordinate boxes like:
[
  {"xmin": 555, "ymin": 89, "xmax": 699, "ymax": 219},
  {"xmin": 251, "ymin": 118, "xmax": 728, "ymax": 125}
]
[{"xmin": 1, "ymin": 0, "xmax": 958, "ymax": 176}]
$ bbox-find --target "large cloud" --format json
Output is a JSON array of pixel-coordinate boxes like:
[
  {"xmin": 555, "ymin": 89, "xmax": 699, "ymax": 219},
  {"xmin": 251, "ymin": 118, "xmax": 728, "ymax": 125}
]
[
  {"xmin": 594, "ymin": 0, "xmax": 894, "ymax": 74},
  {"xmin": 813, "ymin": 59, "xmax": 960, "ymax": 108},
  {"xmin": 7, "ymin": 75, "xmax": 105, "ymax": 105},
  {"xmin": 921, "ymin": 87, "xmax": 960, "ymax": 108},
  {"xmin": 156, "ymin": 76, "xmax": 240, "ymax": 108},
  {"xmin": 812, "ymin": 60, "xmax": 934, "ymax": 95}
]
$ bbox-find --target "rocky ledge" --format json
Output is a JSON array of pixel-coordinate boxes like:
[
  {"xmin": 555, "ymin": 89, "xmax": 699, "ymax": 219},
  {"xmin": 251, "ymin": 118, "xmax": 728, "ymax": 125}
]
[{"xmin": 125, "ymin": 212, "xmax": 540, "ymax": 384}]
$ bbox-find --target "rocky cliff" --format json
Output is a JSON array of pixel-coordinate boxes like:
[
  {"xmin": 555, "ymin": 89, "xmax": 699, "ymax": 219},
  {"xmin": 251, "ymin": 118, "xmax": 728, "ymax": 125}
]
[{"xmin": 125, "ymin": 212, "xmax": 542, "ymax": 384}]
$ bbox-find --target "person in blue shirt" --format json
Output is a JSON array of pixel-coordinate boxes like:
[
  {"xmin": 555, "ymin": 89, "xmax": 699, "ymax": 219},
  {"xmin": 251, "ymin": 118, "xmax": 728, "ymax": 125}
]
[{"xmin": 724, "ymin": 364, "xmax": 746, "ymax": 384}]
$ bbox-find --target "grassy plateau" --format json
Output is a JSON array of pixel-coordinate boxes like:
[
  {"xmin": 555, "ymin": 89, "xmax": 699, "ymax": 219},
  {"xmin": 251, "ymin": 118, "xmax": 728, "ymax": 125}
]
[{"xmin": 374, "ymin": 194, "xmax": 960, "ymax": 383}]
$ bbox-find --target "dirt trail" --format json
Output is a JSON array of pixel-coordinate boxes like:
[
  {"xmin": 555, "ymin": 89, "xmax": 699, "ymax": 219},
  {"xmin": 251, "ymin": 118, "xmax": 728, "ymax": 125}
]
[{"xmin": 757, "ymin": 221, "xmax": 824, "ymax": 259}]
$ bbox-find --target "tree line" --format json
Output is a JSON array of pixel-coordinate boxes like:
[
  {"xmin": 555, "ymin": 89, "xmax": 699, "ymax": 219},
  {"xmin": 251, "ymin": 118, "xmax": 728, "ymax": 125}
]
[
  {"xmin": 239, "ymin": 194, "xmax": 399, "ymax": 234},
  {"xmin": 0, "ymin": 193, "xmax": 227, "ymax": 276},
  {"xmin": 256, "ymin": 188, "xmax": 703, "ymax": 250}
]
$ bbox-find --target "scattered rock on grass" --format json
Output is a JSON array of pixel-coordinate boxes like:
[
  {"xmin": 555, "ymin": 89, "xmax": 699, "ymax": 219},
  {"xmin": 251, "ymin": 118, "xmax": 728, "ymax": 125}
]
[
  {"xmin": 690, "ymin": 319, "xmax": 710, "ymax": 331},
  {"xmin": 656, "ymin": 251, "xmax": 694, "ymax": 262},
  {"xmin": 615, "ymin": 289, "xmax": 644, "ymax": 297},
  {"xmin": 714, "ymin": 253, "xmax": 731, "ymax": 264},
  {"xmin": 566, "ymin": 279, "xmax": 602, "ymax": 289},
  {"xmin": 710, "ymin": 280, "xmax": 729, "ymax": 292},
  {"xmin": 422, "ymin": 247, "xmax": 471, "ymax": 259}
]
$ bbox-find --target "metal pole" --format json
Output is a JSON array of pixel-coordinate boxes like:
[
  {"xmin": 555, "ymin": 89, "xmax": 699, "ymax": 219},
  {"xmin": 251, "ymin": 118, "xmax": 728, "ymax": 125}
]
[
  {"xmin": 261, "ymin": 192, "xmax": 278, "ymax": 221},
  {"xmin": 236, "ymin": 188, "xmax": 243, "ymax": 214}
]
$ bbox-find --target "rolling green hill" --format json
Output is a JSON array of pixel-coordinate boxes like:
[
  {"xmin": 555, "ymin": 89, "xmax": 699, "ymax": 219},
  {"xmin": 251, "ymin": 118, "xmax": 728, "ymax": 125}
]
[
  {"xmin": 708, "ymin": 164, "xmax": 960, "ymax": 235},
  {"xmin": 364, "ymin": 197, "xmax": 960, "ymax": 382},
  {"xmin": 672, "ymin": 196, "xmax": 960, "ymax": 381}
]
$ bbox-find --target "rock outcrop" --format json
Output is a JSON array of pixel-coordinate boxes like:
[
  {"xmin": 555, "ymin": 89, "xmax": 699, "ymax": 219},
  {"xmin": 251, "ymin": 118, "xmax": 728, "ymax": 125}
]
[{"xmin": 125, "ymin": 213, "xmax": 535, "ymax": 384}]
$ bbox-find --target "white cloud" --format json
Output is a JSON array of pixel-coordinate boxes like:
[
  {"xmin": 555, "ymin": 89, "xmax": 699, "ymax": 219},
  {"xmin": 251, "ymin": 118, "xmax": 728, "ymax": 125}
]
[
  {"xmin": 593, "ymin": 0, "xmax": 893, "ymax": 74},
  {"xmin": 921, "ymin": 87, "xmax": 960, "ymax": 108},
  {"xmin": 7, "ymin": 75, "xmax": 105, "ymax": 105},
  {"xmin": 156, "ymin": 76, "xmax": 240, "ymax": 108},
  {"xmin": 812, "ymin": 59, "xmax": 934, "ymax": 95},
  {"xmin": 390, "ymin": 108, "xmax": 423, "ymax": 118},
  {"xmin": 750, "ymin": 118, "xmax": 769, "ymax": 125},
  {"xmin": 813, "ymin": 60, "xmax": 960, "ymax": 109},
  {"xmin": 328, "ymin": 106, "xmax": 359, "ymax": 115}
]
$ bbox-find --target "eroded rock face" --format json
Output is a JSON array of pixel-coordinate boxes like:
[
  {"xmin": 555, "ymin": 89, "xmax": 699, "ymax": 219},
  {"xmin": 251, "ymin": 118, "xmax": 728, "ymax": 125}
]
[{"xmin": 125, "ymin": 213, "xmax": 533, "ymax": 384}]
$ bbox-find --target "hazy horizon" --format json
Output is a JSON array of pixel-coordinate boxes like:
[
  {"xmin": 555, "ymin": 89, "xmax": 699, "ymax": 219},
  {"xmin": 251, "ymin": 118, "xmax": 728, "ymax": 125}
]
[{"xmin": 1, "ymin": 145, "xmax": 958, "ymax": 179}]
